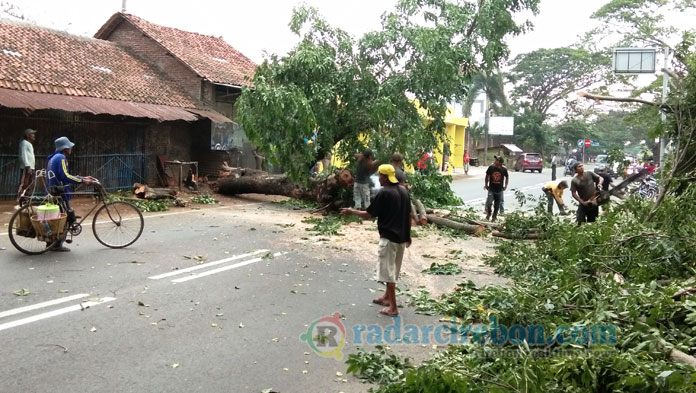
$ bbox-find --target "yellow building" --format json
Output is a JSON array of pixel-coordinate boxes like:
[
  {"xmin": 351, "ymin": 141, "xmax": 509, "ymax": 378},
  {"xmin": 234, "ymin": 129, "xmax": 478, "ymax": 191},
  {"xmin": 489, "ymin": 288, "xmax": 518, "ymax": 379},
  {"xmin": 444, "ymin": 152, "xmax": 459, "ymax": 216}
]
[{"xmin": 434, "ymin": 108, "xmax": 468, "ymax": 175}]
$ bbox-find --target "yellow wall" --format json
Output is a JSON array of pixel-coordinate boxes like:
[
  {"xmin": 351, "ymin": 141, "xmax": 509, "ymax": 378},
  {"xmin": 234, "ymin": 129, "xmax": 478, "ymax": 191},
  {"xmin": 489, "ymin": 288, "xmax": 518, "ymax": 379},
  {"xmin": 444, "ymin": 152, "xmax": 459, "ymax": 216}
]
[{"xmin": 432, "ymin": 110, "xmax": 468, "ymax": 175}]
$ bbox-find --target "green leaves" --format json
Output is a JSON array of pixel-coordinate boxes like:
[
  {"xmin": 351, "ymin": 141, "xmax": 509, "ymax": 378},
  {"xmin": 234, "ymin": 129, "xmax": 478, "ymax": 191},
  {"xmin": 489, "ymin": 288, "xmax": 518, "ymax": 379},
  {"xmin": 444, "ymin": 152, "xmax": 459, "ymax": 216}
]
[{"xmin": 238, "ymin": 0, "xmax": 540, "ymax": 182}]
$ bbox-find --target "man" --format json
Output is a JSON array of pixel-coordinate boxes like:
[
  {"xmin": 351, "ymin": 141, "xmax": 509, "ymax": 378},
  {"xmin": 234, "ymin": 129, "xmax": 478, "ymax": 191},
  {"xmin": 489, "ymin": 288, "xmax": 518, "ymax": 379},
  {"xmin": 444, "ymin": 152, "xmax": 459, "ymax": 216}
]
[
  {"xmin": 542, "ymin": 180, "xmax": 568, "ymax": 214},
  {"xmin": 484, "ymin": 156, "xmax": 509, "ymax": 221},
  {"xmin": 353, "ymin": 149, "xmax": 375, "ymax": 210},
  {"xmin": 441, "ymin": 142, "xmax": 451, "ymax": 172},
  {"xmin": 463, "ymin": 150, "xmax": 470, "ymax": 174},
  {"xmin": 341, "ymin": 164, "xmax": 411, "ymax": 317},
  {"xmin": 570, "ymin": 163, "xmax": 603, "ymax": 226},
  {"xmin": 390, "ymin": 153, "xmax": 407, "ymax": 185},
  {"xmin": 550, "ymin": 153, "xmax": 559, "ymax": 181},
  {"xmin": 16, "ymin": 128, "xmax": 37, "ymax": 203},
  {"xmin": 47, "ymin": 137, "xmax": 94, "ymax": 251},
  {"xmin": 597, "ymin": 167, "xmax": 613, "ymax": 191}
]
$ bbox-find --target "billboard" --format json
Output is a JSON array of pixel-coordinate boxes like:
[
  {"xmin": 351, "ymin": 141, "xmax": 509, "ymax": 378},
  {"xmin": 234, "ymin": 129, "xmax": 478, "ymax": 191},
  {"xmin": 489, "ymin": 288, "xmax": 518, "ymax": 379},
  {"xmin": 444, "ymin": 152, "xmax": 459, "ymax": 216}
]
[{"xmin": 488, "ymin": 116, "xmax": 514, "ymax": 136}]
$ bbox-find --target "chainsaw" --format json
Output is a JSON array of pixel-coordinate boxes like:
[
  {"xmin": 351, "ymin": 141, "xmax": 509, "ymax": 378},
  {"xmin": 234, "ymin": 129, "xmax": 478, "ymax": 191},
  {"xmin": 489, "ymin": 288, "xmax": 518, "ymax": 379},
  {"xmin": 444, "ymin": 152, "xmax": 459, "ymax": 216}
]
[{"xmin": 588, "ymin": 170, "xmax": 649, "ymax": 207}]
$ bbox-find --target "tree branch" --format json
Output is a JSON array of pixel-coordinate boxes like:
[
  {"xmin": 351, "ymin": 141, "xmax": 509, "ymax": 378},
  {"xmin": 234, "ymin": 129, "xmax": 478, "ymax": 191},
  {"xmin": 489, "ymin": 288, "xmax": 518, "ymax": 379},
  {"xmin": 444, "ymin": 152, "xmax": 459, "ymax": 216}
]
[{"xmin": 577, "ymin": 91, "xmax": 663, "ymax": 108}]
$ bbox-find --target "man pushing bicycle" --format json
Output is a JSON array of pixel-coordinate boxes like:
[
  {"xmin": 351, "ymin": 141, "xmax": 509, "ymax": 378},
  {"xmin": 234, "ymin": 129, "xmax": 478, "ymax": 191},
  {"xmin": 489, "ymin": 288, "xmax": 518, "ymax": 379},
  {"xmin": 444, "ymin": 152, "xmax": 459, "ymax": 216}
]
[{"xmin": 46, "ymin": 136, "xmax": 95, "ymax": 252}]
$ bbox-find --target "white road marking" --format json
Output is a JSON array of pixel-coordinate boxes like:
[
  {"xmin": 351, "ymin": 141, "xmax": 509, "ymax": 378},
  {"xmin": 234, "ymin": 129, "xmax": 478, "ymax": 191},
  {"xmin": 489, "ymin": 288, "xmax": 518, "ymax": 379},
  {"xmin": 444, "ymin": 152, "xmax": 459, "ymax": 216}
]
[
  {"xmin": 0, "ymin": 293, "xmax": 90, "ymax": 319},
  {"xmin": 172, "ymin": 252, "xmax": 285, "ymax": 283},
  {"xmin": 148, "ymin": 249, "xmax": 270, "ymax": 280},
  {"xmin": 0, "ymin": 297, "xmax": 116, "ymax": 332},
  {"xmin": 459, "ymin": 182, "xmax": 550, "ymax": 206}
]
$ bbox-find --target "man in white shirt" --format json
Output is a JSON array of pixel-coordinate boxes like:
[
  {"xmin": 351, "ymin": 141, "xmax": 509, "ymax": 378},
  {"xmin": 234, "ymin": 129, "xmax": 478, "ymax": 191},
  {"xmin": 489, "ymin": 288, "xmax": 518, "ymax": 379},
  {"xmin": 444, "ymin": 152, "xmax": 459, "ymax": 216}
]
[
  {"xmin": 550, "ymin": 153, "xmax": 559, "ymax": 181},
  {"xmin": 16, "ymin": 128, "xmax": 37, "ymax": 202}
]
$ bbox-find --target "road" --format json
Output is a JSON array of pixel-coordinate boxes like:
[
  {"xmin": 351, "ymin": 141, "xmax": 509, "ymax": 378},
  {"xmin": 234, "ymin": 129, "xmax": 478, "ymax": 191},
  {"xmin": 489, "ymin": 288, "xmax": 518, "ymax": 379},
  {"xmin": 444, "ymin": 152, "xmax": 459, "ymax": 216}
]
[
  {"xmin": 450, "ymin": 164, "xmax": 585, "ymax": 214},
  {"xmin": 0, "ymin": 201, "xmax": 435, "ymax": 393}
]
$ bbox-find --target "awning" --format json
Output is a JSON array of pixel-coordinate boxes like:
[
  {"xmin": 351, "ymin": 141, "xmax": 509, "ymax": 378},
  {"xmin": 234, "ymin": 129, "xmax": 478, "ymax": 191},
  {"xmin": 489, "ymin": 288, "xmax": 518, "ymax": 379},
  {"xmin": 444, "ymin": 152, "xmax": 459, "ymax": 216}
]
[
  {"xmin": 502, "ymin": 144, "xmax": 523, "ymax": 153},
  {"xmin": 0, "ymin": 88, "xmax": 231, "ymax": 122}
]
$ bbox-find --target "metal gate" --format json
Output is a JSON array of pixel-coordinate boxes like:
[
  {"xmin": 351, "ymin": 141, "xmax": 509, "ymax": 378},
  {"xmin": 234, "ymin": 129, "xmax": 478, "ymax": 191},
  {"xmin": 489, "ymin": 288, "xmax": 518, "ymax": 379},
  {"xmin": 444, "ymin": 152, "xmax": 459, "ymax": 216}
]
[{"xmin": 0, "ymin": 153, "xmax": 147, "ymax": 198}]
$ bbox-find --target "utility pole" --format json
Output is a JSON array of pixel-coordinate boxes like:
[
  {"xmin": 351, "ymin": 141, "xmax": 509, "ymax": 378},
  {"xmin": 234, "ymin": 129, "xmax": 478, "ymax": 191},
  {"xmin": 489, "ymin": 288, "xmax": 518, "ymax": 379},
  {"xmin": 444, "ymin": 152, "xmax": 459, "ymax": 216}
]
[
  {"xmin": 659, "ymin": 46, "xmax": 669, "ymax": 165},
  {"xmin": 483, "ymin": 95, "xmax": 490, "ymax": 164}
]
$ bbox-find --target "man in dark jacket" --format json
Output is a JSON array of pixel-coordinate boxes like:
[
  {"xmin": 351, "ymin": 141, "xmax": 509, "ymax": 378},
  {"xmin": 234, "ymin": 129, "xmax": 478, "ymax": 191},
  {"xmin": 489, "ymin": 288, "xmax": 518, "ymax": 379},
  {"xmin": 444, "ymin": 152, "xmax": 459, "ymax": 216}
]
[
  {"xmin": 341, "ymin": 164, "xmax": 411, "ymax": 317},
  {"xmin": 46, "ymin": 137, "xmax": 94, "ymax": 251}
]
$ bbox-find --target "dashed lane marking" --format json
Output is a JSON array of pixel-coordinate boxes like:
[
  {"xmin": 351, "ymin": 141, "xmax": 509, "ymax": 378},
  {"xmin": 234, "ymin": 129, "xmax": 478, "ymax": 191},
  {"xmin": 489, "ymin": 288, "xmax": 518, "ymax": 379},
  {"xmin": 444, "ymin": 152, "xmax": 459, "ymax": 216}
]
[
  {"xmin": 171, "ymin": 252, "xmax": 285, "ymax": 284},
  {"xmin": 0, "ymin": 293, "xmax": 90, "ymax": 319},
  {"xmin": 148, "ymin": 249, "xmax": 270, "ymax": 280},
  {"xmin": 0, "ymin": 297, "xmax": 116, "ymax": 332}
]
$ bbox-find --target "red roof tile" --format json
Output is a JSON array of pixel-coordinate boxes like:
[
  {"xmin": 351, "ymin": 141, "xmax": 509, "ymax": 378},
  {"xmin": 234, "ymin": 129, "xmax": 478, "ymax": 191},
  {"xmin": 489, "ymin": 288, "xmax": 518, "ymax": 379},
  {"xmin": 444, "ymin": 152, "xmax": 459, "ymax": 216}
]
[
  {"xmin": 107, "ymin": 13, "xmax": 256, "ymax": 86},
  {"xmin": 0, "ymin": 19, "xmax": 203, "ymax": 109}
]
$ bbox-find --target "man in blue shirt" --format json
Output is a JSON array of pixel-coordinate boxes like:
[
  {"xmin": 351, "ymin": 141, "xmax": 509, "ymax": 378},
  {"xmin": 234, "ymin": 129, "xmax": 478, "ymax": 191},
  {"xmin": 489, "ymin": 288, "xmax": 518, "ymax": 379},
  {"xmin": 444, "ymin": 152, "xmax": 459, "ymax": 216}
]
[{"xmin": 46, "ymin": 137, "xmax": 94, "ymax": 251}]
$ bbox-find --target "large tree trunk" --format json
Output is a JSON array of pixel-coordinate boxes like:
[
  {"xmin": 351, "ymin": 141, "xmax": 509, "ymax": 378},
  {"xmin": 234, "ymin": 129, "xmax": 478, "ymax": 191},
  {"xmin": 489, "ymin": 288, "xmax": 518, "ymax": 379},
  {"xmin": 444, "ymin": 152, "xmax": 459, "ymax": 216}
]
[{"xmin": 217, "ymin": 168, "xmax": 353, "ymax": 208}]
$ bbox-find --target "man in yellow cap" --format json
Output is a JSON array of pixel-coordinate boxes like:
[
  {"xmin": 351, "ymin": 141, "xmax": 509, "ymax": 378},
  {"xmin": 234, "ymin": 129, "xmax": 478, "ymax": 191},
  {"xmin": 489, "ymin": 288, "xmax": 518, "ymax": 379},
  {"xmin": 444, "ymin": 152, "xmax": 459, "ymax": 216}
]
[{"xmin": 341, "ymin": 164, "xmax": 411, "ymax": 317}]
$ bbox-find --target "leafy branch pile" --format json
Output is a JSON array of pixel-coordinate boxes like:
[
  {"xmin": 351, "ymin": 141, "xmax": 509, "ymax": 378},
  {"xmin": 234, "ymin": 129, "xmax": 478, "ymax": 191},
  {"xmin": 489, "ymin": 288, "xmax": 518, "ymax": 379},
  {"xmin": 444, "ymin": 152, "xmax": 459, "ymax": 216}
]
[
  {"xmin": 190, "ymin": 194, "xmax": 218, "ymax": 204},
  {"xmin": 302, "ymin": 214, "xmax": 361, "ymax": 236},
  {"xmin": 346, "ymin": 346, "xmax": 413, "ymax": 385},
  {"xmin": 406, "ymin": 172, "xmax": 462, "ymax": 208},
  {"xmin": 421, "ymin": 262, "xmax": 463, "ymax": 276},
  {"xmin": 357, "ymin": 186, "xmax": 696, "ymax": 392}
]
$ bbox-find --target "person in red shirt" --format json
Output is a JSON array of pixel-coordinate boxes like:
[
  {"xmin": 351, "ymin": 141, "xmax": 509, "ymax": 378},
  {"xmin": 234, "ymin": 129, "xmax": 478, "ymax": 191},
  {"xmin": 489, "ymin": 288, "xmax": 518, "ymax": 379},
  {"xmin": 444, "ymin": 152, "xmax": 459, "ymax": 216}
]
[
  {"xmin": 644, "ymin": 161, "xmax": 656, "ymax": 174},
  {"xmin": 464, "ymin": 150, "xmax": 470, "ymax": 174}
]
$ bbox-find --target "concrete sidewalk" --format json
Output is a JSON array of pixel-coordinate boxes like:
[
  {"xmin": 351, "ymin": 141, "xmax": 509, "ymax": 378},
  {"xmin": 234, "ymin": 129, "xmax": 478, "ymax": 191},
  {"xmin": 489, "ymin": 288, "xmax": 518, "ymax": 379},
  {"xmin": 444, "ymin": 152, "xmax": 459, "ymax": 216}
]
[{"xmin": 448, "ymin": 165, "xmax": 487, "ymax": 180}]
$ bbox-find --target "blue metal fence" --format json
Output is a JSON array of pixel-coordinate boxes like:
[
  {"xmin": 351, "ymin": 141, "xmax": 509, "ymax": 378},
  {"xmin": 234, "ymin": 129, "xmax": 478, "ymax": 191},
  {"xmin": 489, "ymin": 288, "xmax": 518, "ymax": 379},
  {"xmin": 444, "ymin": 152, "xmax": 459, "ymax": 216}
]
[{"xmin": 0, "ymin": 153, "xmax": 147, "ymax": 198}]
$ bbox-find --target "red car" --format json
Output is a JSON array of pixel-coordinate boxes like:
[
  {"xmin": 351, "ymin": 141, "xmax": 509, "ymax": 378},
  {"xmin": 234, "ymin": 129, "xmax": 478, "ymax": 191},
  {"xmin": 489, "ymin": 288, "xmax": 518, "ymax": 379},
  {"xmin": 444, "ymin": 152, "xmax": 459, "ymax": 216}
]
[{"xmin": 514, "ymin": 153, "xmax": 543, "ymax": 173}]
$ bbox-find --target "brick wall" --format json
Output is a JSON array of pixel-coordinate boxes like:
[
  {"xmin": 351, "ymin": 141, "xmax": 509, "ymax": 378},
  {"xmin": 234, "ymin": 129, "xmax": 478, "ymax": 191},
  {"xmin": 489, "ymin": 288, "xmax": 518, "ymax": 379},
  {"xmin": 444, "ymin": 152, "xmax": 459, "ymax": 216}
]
[{"xmin": 104, "ymin": 22, "xmax": 203, "ymax": 101}]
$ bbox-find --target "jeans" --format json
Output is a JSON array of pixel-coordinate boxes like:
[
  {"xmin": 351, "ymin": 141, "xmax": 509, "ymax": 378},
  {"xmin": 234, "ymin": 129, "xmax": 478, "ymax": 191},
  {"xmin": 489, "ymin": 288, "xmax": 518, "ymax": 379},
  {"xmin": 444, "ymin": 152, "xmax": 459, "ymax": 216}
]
[
  {"xmin": 543, "ymin": 188, "xmax": 565, "ymax": 214},
  {"xmin": 576, "ymin": 204, "xmax": 599, "ymax": 225},
  {"xmin": 484, "ymin": 190, "xmax": 503, "ymax": 220},
  {"xmin": 354, "ymin": 183, "xmax": 371, "ymax": 209}
]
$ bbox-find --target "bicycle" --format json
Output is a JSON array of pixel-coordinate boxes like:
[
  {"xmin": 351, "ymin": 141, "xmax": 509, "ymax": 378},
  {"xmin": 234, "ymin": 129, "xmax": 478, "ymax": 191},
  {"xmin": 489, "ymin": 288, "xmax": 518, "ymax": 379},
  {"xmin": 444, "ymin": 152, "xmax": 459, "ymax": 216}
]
[{"xmin": 8, "ymin": 170, "xmax": 144, "ymax": 255}]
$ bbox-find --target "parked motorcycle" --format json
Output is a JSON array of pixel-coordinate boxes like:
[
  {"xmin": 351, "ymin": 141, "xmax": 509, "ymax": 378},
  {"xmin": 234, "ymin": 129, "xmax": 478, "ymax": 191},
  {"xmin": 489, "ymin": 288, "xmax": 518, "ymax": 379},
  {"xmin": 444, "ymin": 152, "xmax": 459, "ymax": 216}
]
[{"xmin": 628, "ymin": 175, "xmax": 658, "ymax": 200}]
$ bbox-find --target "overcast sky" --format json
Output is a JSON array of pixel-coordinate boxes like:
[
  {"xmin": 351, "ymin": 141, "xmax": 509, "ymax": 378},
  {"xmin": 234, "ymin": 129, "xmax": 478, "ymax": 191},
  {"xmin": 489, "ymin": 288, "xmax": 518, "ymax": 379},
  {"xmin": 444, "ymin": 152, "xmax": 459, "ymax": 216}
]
[{"xmin": 10, "ymin": 0, "xmax": 612, "ymax": 64}]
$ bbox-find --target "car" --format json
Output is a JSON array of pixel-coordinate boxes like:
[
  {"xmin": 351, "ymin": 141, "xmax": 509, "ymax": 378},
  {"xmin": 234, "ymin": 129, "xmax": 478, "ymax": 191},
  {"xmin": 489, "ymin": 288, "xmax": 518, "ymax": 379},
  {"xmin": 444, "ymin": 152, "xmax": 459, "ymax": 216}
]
[
  {"xmin": 514, "ymin": 153, "xmax": 543, "ymax": 173},
  {"xmin": 593, "ymin": 154, "xmax": 619, "ymax": 178}
]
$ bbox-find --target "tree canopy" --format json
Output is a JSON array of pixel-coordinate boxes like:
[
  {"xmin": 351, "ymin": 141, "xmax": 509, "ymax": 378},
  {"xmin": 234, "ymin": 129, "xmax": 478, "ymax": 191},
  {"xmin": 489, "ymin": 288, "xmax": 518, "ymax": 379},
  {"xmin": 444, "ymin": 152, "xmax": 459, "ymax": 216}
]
[
  {"xmin": 237, "ymin": 0, "xmax": 540, "ymax": 181},
  {"xmin": 508, "ymin": 47, "xmax": 611, "ymax": 120}
]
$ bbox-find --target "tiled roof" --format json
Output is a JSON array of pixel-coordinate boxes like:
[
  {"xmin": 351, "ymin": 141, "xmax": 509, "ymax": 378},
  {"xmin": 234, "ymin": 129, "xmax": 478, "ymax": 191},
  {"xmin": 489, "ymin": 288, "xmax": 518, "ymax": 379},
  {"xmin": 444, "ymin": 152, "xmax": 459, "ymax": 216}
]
[
  {"xmin": 0, "ymin": 19, "xmax": 202, "ymax": 109},
  {"xmin": 111, "ymin": 13, "xmax": 256, "ymax": 86}
]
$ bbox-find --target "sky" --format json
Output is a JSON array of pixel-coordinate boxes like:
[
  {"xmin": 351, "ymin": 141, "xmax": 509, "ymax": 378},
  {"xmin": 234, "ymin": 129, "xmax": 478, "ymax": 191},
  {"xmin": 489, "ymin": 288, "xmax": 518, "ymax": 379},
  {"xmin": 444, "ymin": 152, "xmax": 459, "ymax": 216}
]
[{"xmin": 8, "ymin": 0, "xmax": 611, "ymax": 64}]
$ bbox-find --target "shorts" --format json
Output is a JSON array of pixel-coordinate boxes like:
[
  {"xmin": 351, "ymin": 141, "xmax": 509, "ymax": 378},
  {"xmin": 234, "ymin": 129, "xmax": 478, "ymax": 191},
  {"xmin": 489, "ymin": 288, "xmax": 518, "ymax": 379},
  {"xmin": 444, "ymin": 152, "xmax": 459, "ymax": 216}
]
[
  {"xmin": 377, "ymin": 238, "xmax": 406, "ymax": 283},
  {"xmin": 354, "ymin": 183, "xmax": 371, "ymax": 209}
]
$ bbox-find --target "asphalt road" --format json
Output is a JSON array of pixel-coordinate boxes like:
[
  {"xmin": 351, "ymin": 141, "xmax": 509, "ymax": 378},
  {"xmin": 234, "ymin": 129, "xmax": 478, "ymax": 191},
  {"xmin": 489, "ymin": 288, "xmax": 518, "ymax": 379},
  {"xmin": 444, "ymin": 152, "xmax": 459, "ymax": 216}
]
[
  {"xmin": 450, "ymin": 164, "xmax": 587, "ymax": 214},
  {"xmin": 0, "ymin": 202, "xmax": 436, "ymax": 393}
]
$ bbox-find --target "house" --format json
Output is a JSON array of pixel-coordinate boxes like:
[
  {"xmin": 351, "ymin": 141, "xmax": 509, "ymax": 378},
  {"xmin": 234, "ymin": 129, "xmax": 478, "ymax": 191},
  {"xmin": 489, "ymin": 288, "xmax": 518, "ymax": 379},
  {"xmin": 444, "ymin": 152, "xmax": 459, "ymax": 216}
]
[{"xmin": 0, "ymin": 14, "xmax": 256, "ymax": 198}]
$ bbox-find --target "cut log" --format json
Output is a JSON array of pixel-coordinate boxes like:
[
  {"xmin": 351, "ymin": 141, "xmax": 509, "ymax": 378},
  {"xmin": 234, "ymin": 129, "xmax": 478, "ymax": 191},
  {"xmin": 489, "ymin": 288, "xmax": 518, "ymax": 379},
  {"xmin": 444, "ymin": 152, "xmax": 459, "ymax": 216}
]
[
  {"xmin": 446, "ymin": 214, "xmax": 503, "ymax": 231},
  {"xmin": 414, "ymin": 199, "xmax": 428, "ymax": 225},
  {"xmin": 218, "ymin": 169, "xmax": 354, "ymax": 208},
  {"xmin": 133, "ymin": 183, "xmax": 177, "ymax": 200},
  {"xmin": 671, "ymin": 349, "xmax": 696, "ymax": 369},
  {"xmin": 426, "ymin": 214, "xmax": 486, "ymax": 235},
  {"xmin": 672, "ymin": 286, "xmax": 696, "ymax": 300},
  {"xmin": 410, "ymin": 203, "xmax": 419, "ymax": 226}
]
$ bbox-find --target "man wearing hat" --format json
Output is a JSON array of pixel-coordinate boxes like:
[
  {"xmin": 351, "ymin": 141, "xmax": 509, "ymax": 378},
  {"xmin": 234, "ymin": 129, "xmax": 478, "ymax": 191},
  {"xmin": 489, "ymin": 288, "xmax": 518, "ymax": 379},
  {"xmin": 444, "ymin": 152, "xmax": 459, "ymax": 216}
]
[
  {"xmin": 16, "ymin": 128, "xmax": 37, "ymax": 203},
  {"xmin": 46, "ymin": 137, "xmax": 94, "ymax": 251},
  {"xmin": 341, "ymin": 164, "xmax": 411, "ymax": 317}
]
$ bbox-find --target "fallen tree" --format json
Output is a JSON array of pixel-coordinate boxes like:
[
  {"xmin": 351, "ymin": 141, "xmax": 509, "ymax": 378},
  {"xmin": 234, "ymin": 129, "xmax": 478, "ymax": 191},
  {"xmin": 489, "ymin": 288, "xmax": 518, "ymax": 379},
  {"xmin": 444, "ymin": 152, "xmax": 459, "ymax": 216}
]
[{"xmin": 217, "ymin": 168, "xmax": 354, "ymax": 209}]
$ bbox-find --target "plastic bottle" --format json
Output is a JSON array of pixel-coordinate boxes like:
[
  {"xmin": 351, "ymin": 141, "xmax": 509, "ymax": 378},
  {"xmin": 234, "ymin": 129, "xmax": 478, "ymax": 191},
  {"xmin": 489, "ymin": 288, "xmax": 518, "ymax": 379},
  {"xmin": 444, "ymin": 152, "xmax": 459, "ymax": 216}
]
[{"xmin": 42, "ymin": 219, "xmax": 52, "ymax": 236}]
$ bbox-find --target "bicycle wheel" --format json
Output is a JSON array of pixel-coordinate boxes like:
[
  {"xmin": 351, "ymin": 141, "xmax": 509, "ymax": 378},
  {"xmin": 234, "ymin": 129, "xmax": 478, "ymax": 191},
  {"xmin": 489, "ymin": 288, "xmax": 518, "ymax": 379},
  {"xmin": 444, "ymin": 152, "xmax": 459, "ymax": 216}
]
[
  {"xmin": 8, "ymin": 205, "xmax": 57, "ymax": 255},
  {"xmin": 92, "ymin": 202, "xmax": 144, "ymax": 248}
]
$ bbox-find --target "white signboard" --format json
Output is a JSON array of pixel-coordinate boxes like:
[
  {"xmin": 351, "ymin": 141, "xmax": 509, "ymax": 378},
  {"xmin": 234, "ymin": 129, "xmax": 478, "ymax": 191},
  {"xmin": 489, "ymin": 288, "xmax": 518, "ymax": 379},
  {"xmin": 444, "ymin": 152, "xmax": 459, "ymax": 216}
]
[
  {"xmin": 488, "ymin": 116, "xmax": 514, "ymax": 136},
  {"xmin": 613, "ymin": 48, "xmax": 656, "ymax": 74}
]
